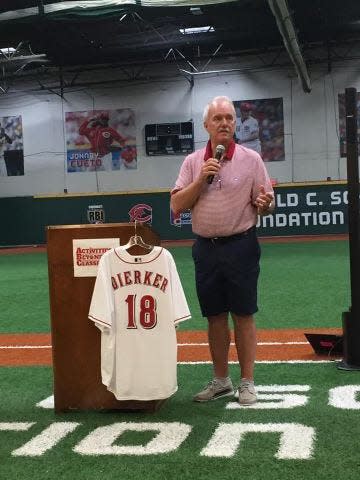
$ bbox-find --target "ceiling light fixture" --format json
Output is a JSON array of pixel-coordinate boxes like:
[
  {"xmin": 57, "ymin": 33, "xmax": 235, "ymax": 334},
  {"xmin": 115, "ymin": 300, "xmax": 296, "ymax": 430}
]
[
  {"xmin": 0, "ymin": 47, "xmax": 16, "ymax": 54},
  {"xmin": 190, "ymin": 7, "xmax": 203, "ymax": 15},
  {"xmin": 179, "ymin": 26, "xmax": 215, "ymax": 35}
]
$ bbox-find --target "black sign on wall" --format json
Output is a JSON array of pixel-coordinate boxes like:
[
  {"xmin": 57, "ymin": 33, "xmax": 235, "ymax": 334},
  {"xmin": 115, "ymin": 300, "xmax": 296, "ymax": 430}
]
[{"xmin": 145, "ymin": 122, "xmax": 194, "ymax": 156}]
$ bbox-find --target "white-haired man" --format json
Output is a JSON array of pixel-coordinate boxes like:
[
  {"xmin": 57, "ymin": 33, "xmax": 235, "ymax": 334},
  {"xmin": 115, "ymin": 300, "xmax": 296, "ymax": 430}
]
[{"xmin": 171, "ymin": 96, "xmax": 274, "ymax": 405}]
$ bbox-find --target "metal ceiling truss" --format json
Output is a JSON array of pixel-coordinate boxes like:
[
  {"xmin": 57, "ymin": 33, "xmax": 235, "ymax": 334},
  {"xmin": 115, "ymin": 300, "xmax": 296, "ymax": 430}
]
[{"xmin": 0, "ymin": 41, "xmax": 48, "ymax": 94}]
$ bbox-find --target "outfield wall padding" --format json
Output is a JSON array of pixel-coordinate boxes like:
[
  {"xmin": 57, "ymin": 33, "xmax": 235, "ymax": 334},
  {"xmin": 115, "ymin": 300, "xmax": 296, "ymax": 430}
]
[{"xmin": 0, "ymin": 182, "xmax": 349, "ymax": 246}]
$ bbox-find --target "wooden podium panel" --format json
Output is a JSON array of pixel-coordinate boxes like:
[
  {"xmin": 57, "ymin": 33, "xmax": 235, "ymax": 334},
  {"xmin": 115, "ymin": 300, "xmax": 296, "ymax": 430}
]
[{"xmin": 47, "ymin": 223, "xmax": 161, "ymax": 412}]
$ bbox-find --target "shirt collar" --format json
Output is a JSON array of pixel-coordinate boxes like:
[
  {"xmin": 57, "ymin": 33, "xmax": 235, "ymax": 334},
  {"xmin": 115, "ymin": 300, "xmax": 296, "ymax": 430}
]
[{"xmin": 204, "ymin": 140, "xmax": 235, "ymax": 161}]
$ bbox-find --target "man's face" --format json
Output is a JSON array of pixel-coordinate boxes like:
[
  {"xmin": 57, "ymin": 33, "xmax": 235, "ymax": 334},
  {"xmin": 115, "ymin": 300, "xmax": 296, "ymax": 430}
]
[
  {"xmin": 204, "ymin": 101, "xmax": 236, "ymax": 146},
  {"xmin": 241, "ymin": 109, "xmax": 250, "ymax": 119}
]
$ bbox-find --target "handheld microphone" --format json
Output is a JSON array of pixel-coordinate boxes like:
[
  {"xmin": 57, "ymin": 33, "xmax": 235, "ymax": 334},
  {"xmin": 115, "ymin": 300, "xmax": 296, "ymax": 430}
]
[{"xmin": 207, "ymin": 144, "xmax": 226, "ymax": 184}]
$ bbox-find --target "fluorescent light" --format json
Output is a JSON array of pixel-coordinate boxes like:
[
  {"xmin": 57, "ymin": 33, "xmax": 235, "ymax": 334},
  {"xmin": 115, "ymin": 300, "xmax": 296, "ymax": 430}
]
[
  {"xmin": 179, "ymin": 26, "xmax": 215, "ymax": 35},
  {"xmin": 190, "ymin": 7, "xmax": 203, "ymax": 15},
  {"xmin": 0, "ymin": 47, "xmax": 16, "ymax": 54}
]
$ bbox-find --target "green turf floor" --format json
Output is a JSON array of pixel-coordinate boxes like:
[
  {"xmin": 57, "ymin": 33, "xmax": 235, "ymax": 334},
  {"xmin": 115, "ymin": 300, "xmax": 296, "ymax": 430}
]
[
  {"xmin": 0, "ymin": 252, "xmax": 49, "ymax": 333},
  {"xmin": 0, "ymin": 362, "xmax": 360, "ymax": 480},
  {"xmin": 0, "ymin": 239, "xmax": 357, "ymax": 480},
  {"xmin": 0, "ymin": 239, "xmax": 350, "ymax": 332}
]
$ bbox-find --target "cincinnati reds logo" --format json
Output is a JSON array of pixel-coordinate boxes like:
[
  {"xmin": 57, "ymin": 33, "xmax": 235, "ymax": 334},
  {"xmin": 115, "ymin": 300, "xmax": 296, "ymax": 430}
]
[
  {"xmin": 102, "ymin": 131, "xmax": 111, "ymax": 138},
  {"xmin": 129, "ymin": 204, "xmax": 152, "ymax": 224}
]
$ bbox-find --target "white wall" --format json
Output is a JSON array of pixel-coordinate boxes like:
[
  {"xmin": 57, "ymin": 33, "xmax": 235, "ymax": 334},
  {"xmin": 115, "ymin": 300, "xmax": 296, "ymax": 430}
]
[{"xmin": 0, "ymin": 55, "xmax": 359, "ymax": 198}]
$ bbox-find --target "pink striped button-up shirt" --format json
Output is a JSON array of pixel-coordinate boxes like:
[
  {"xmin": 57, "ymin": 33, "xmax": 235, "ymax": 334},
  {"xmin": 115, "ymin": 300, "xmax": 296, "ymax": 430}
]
[{"xmin": 172, "ymin": 141, "xmax": 273, "ymax": 238}]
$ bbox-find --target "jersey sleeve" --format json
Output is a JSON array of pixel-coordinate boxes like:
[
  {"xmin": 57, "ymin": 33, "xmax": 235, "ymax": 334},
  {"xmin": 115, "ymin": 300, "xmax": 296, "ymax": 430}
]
[
  {"xmin": 79, "ymin": 120, "xmax": 91, "ymax": 137},
  {"xmin": 165, "ymin": 249, "xmax": 191, "ymax": 325},
  {"xmin": 88, "ymin": 253, "xmax": 114, "ymax": 331}
]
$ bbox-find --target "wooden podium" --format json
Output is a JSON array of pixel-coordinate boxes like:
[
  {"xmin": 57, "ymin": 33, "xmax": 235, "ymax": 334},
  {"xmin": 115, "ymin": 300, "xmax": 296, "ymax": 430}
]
[{"xmin": 47, "ymin": 222, "xmax": 161, "ymax": 412}]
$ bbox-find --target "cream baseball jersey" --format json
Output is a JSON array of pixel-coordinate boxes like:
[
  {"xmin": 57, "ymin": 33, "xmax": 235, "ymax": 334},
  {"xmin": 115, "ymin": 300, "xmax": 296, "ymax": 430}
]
[
  {"xmin": 236, "ymin": 116, "xmax": 261, "ymax": 154},
  {"xmin": 88, "ymin": 246, "xmax": 191, "ymax": 401}
]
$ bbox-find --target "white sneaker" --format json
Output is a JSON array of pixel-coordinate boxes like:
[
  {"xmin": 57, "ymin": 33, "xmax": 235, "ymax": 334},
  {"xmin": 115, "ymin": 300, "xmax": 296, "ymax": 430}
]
[
  {"xmin": 238, "ymin": 381, "xmax": 257, "ymax": 405},
  {"xmin": 193, "ymin": 378, "xmax": 234, "ymax": 402}
]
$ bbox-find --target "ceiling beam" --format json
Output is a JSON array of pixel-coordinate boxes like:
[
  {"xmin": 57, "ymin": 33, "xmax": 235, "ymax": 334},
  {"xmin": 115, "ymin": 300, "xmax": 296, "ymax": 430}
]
[{"xmin": 267, "ymin": 0, "xmax": 311, "ymax": 93}]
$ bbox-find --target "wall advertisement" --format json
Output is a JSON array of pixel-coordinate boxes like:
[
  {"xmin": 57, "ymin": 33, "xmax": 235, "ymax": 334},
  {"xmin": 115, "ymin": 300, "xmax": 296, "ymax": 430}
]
[
  {"xmin": 234, "ymin": 97, "xmax": 284, "ymax": 162},
  {"xmin": 0, "ymin": 115, "xmax": 24, "ymax": 177},
  {"xmin": 65, "ymin": 109, "xmax": 137, "ymax": 173},
  {"xmin": 0, "ymin": 183, "xmax": 352, "ymax": 246},
  {"xmin": 168, "ymin": 184, "xmax": 349, "ymax": 238}
]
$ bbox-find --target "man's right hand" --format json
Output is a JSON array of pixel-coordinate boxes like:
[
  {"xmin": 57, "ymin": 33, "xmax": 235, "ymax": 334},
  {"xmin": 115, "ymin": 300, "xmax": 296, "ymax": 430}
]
[{"xmin": 202, "ymin": 158, "xmax": 221, "ymax": 183}]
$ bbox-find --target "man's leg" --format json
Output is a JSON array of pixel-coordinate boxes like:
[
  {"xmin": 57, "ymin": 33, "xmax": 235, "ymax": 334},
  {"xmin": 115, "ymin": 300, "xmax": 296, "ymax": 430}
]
[
  {"xmin": 232, "ymin": 313, "xmax": 256, "ymax": 379},
  {"xmin": 232, "ymin": 313, "xmax": 257, "ymax": 405},
  {"xmin": 193, "ymin": 312, "xmax": 233, "ymax": 402},
  {"xmin": 208, "ymin": 312, "xmax": 230, "ymax": 377}
]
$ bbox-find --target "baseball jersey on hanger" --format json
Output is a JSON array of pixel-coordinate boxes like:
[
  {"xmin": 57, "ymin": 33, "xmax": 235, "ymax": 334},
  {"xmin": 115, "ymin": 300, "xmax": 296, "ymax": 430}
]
[{"xmin": 88, "ymin": 246, "xmax": 191, "ymax": 401}]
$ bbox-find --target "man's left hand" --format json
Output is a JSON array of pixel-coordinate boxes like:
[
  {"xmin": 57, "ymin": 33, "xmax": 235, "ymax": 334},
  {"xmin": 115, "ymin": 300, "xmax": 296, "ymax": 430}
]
[{"xmin": 254, "ymin": 185, "xmax": 274, "ymax": 215}]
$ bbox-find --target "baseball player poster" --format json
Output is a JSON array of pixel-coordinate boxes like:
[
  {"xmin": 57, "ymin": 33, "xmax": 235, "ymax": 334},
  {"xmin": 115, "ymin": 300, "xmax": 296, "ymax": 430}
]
[
  {"xmin": 0, "ymin": 115, "xmax": 24, "ymax": 176},
  {"xmin": 65, "ymin": 108, "xmax": 137, "ymax": 173},
  {"xmin": 338, "ymin": 92, "xmax": 360, "ymax": 157},
  {"xmin": 234, "ymin": 97, "xmax": 285, "ymax": 161}
]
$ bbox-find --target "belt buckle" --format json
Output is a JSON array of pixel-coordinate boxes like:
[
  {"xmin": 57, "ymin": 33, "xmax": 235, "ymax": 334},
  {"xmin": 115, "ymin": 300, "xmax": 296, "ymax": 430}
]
[{"xmin": 211, "ymin": 237, "xmax": 219, "ymax": 244}]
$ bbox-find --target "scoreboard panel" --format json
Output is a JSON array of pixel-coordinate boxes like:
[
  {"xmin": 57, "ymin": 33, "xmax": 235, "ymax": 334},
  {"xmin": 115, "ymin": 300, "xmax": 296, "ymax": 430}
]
[{"xmin": 145, "ymin": 121, "xmax": 194, "ymax": 156}]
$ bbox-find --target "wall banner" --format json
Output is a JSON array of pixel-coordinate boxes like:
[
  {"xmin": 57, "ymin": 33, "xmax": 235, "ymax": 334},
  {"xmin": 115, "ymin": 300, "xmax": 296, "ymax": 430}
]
[
  {"xmin": 168, "ymin": 184, "xmax": 349, "ymax": 238},
  {"xmin": 256, "ymin": 185, "xmax": 348, "ymax": 236},
  {"xmin": 233, "ymin": 97, "xmax": 284, "ymax": 161},
  {"xmin": 66, "ymin": 109, "xmax": 137, "ymax": 173},
  {"xmin": 0, "ymin": 115, "xmax": 24, "ymax": 177}
]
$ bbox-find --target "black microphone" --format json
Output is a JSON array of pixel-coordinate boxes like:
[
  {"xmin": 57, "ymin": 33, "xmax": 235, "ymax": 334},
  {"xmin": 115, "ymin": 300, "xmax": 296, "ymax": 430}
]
[{"xmin": 207, "ymin": 144, "xmax": 226, "ymax": 184}]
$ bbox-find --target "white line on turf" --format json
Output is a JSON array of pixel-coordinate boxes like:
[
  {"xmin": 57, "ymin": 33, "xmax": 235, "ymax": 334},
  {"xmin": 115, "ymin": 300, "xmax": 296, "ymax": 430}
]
[
  {"xmin": 0, "ymin": 341, "xmax": 309, "ymax": 349},
  {"xmin": 0, "ymin": 346, "xmax": 51, "ymax": 349},
  {"xmin": 178, "ymin": 342, "xmax": 308, "ymax": 346},
  {"xmin": 178, "ymin": 360, "xmax": 334, "ymax": 364}
]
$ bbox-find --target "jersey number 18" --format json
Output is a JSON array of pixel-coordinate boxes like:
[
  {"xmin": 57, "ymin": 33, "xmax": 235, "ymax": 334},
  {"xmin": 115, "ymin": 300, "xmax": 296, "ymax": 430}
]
[{"xmin": 125, "ymin": 294, "xmax": 157, "ymax": 329}]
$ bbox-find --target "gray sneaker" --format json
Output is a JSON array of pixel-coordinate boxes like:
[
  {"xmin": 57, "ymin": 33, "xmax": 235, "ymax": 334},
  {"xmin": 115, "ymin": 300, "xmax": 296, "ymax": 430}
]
[
  {"xmin": 193, "ymin": 378, "xmax": 234, "ymax": 402},
  {"xmin": 238, "ymin": 381, "xmax": 257, "ymax": 405}
]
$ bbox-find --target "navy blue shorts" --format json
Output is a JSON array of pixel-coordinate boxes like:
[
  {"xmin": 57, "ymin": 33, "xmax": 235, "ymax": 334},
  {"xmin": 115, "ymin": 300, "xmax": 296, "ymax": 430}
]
[{"xmin": 192, "ymin": 227, "xmax": 260, "ymax": 317}]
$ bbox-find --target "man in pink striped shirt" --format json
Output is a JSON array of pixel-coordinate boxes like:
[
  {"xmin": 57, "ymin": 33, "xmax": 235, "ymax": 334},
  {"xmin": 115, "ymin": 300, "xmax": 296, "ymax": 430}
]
[{"xmin": 171, "ymin": 96, "xmax": 274, "ymax": 405}]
